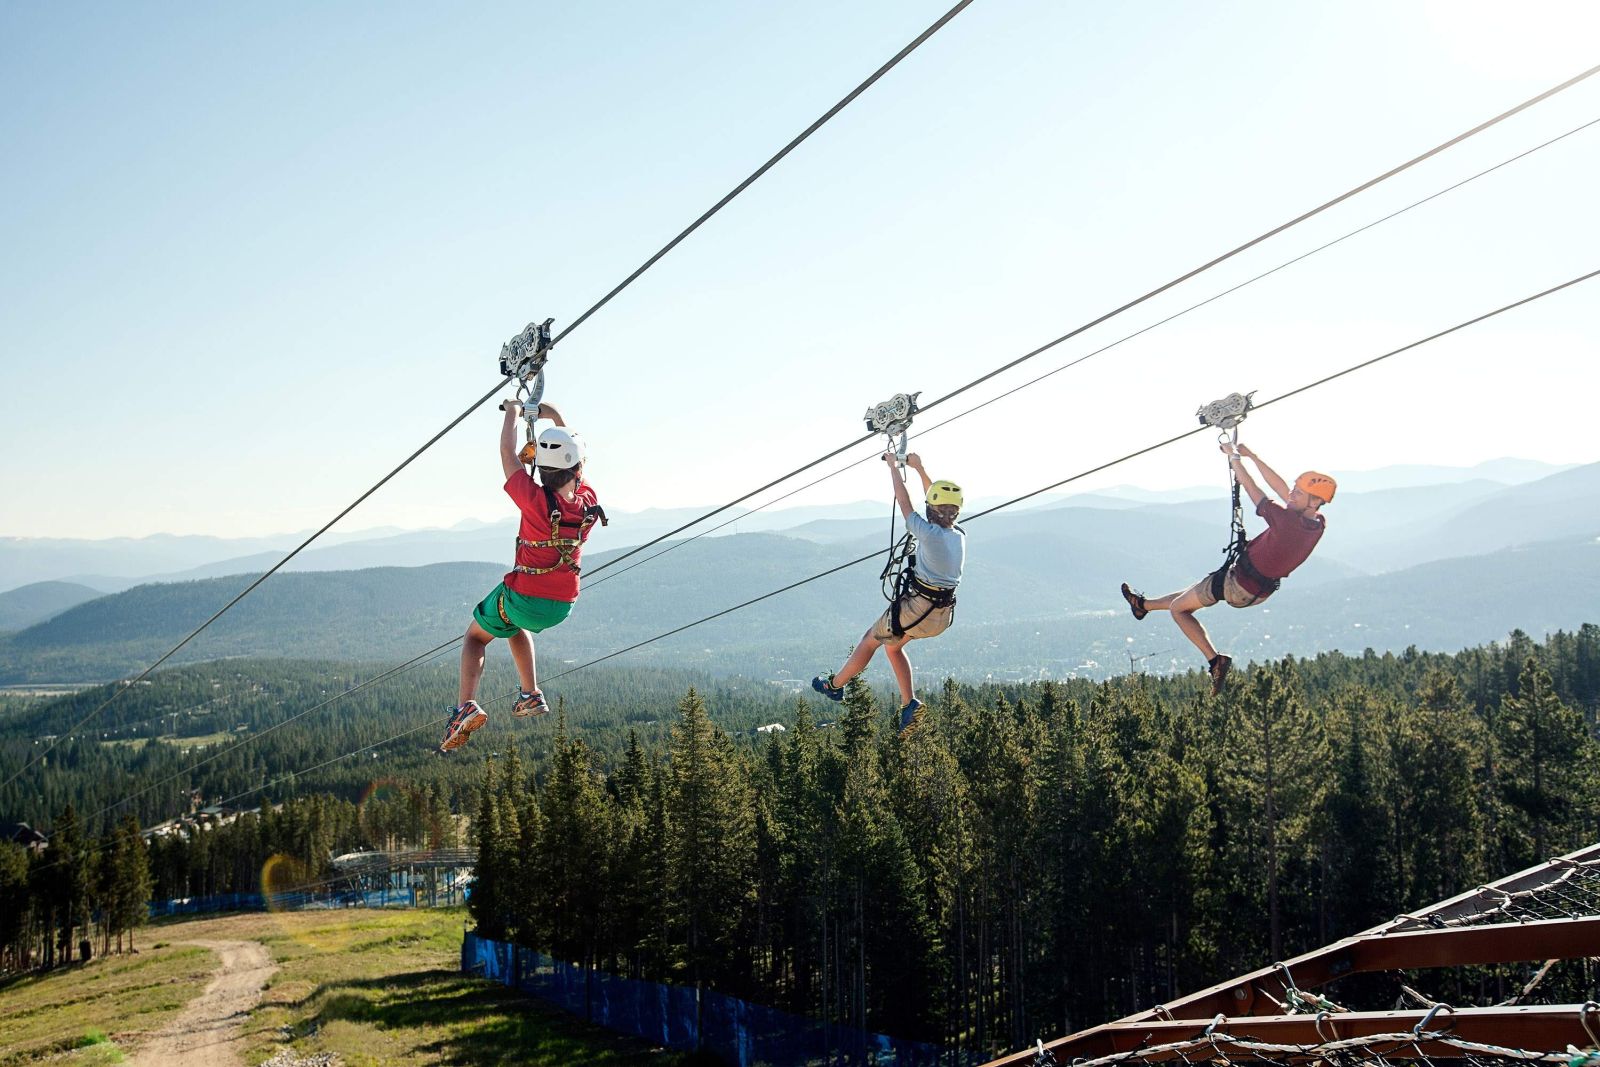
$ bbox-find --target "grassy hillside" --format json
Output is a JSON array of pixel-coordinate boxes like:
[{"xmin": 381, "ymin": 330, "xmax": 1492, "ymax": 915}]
[
  {"xmin": 0, "ymin": 941, "xmax": 217, "ymax": 1064},
  {"xmin": 0, "ymin": 908, "xmax": 682, "ymax": 1067}
]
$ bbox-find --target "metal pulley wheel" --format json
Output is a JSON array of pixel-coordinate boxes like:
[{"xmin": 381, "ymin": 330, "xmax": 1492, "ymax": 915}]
[{"xmin": 1197, "ymin": 390, "xmax": 1255, "ymax": 431}]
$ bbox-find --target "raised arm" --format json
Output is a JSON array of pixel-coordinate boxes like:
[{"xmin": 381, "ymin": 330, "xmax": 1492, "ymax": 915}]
[
  {"xmin": 1237, "ymin": 442, "xmax": 1291, "ymax": 501},
  {"xmin": 1224, "ymin": 443, "xmax": 1267, "ymax": 508},
  {"xmin": 536, "ymin": 401, "xmax": 566, "ymax": 428},
  {"xmin": 500, "ymin": 402, "xmax": 524, "ymax": 481},
  {"xmin": 904, "ymin": 452, "xmax": 934, "ymax": 495},
  {"xmin": 886, "ymin": 452, "xmax": 915, "ymax": 519}
]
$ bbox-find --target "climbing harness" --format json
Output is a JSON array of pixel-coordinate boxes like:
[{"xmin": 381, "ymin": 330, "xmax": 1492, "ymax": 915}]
[
  {"xmin": 1197, "ymin": 391, "xmax": 1279, "ymax": 595},
  {"xmin": 512, "ymin": 483, "xmax": 608, "ymax": 578},
  {"xmin": 499, "ymin": 318, "xmax": 555, "ymax": 466},
  {"xmin": 863, "ymin": 391, "xmax": 956, "ymax": 638}
]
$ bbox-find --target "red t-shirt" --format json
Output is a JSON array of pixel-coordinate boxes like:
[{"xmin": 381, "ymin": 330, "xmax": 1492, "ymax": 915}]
[
  {"xmin": 1238, "ymin": 499, "xmax": 1326, "ymax": 596},
  {"xmin": 502, "ymin": 470, "xmax": 601, "ymax": 603}
]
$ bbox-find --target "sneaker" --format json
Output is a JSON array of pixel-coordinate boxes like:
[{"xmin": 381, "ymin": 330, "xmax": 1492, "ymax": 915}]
[
  {"xmin": 512, "ymin": 689, "xmax": 549, "ymax": 718},
  {"xmin": 440, "ymin": 700, "xmax": 488, "ymax": 752},
  {"xmin": 811, "ymin": 675, "xmax": 845, "ymax": 702},
  {"xmin": 899, "ymin": 698, "xmax": 923, "ymax": 733},
  {"xmin": 1208, "ymin": 655, "xmax": 1232, "ymax": 695},
  {"xmin": 1120, "ymin": 582, "xmax": 1148, "ymax": 621}
]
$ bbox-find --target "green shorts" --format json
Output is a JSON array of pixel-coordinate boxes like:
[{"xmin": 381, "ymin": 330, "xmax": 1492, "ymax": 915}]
[{"xmin": 472, "ymin": 583, "xmax": 574, "ymax": 639}]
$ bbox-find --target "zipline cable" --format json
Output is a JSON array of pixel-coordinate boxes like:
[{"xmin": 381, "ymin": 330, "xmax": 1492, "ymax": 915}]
[
  {"xmin": 581, "ymin": 112, "xmax": 1600, "ymax": 588},
  {"xmin": 580, "ymin": 61, "xmax": 1600, "ymax": 581},
  {"xmin": 552, "ymin": 0, "xmax": 976, "ymax": 345},
  {"xmin": 208, "ymin": 264, "xmax": 1599, "ymax": 805},
  {"xmin": 0, "ymin": 1, "xmax": 973, "ymax": 793}
]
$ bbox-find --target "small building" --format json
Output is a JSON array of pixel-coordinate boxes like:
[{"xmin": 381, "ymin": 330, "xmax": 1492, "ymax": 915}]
[
  {"xmin": 5, "ymin": 822, "xmax": 49, "ymax": 853},
  {"xmin": 755, "ymin": 723, "xmax": 786, "ymax": 735}
]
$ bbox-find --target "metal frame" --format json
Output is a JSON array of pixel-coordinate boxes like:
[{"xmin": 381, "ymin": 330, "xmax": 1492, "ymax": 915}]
[{"xmin": 984, "ymin": 843, "xmax": 1600, "ymax": 1067}]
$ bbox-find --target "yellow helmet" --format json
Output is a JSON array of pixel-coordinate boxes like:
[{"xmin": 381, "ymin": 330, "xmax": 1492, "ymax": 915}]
[{"xmin": 926, "ymin": 480, "xmax": 963, "ymax": 508}]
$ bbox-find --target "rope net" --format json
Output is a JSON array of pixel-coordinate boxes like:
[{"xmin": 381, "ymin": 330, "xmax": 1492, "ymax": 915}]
[
  {"xmin": 1033, "ymin": 1026, "xmax": 1600, "ymax": 1067},
  {"xmin": 1392, "ymin": 861, "xmax": 1600, "ymax": 932}
]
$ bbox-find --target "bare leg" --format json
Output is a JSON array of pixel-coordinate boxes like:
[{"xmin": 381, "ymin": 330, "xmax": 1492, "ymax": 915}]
[
  {"xmin": 832, "ymin": 627, "xmax": 882, "ymax": 688},
  {"xmin": 1146, "ymin": 586, "xmax": 1219, "ymax": 663},
  {"xmin": 459, "ymin": 621, "xmax": 497, "ymax": 704},
  {"xmin": 883, "ymin": 640, "xmax": 914, "ymax": 706},
  {"xmin": 506, "ymin": 629, "xmax": 538, "ymax": 693}
]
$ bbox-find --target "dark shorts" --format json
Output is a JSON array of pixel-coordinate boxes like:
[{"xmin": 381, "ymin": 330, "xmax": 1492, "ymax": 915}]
[{"xmin": 472, "ymin": 583, "xmax": 574, "ymax": 639}]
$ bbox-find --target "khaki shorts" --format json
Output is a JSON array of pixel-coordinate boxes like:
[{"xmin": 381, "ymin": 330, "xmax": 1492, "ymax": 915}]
[
  {"xmin": 872, "ymin": 592, "xmax": 955, "ymax": 643},
  {"xmin": 1188, "ymin": 565, "xmax": 1268, "ymax": 610}
]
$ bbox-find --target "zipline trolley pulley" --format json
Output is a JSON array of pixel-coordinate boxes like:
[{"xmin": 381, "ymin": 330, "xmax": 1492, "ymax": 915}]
[
  {"xmin": 499, "ymin": 318, "xmax": 555, "ymax": 467},
  {"xmin": 865, "ymin": 391, "xmax": 923, "ymax": 604},
  {"xmin": 865, "ymin": 391, "xmax": 920, "ymax": 463},
  {"xmin": 1197, "ymin": 390, "xmax": 1256, "ymax": 569}
]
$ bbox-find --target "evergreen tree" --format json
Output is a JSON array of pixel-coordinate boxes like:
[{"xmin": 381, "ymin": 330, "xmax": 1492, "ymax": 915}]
[
  {"xmin": 1494, "ymin": 657, "xmax": 1593, "ymax": 866},
  {"xmin": 666, "ymin": 688, "xmax": 756, "ymax": 990},
  {"xmin": 1218, "ymin": 661, "xmax": 1328, "ymax": 960}
]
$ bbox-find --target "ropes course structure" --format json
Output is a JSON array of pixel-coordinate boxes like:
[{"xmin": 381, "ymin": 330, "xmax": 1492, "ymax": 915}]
[{"xmin": 991, "ymin": 844, "xmax": 1600, "ymax": 1067}]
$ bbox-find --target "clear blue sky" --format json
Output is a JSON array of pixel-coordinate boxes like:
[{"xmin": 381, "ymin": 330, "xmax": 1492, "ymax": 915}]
[{"xmin": 3, "ymin": 0, "xmax": 1598, "ymax": 539}]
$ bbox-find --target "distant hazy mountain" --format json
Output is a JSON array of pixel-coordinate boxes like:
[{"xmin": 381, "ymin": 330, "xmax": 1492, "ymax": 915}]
[
  {"xmin": 1328, "ymin": 457, "xmax": 1576, "ymax": 492},
  {"xmin": 0, "ymin": 458, "xmax": 1586, "ymax": 596},
  {"xmin": 3, "ymin": 484, "xmax": 1592, "ymax": 686},
  {"xmin": 0, "ymin": 581, "xmax": 105, "ymax": 633}
]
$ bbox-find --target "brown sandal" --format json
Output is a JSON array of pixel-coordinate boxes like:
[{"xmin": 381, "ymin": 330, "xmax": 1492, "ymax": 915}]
[{"xmin": 1121, "ymin": 582, "xmax": 1148, "ymax": 621}]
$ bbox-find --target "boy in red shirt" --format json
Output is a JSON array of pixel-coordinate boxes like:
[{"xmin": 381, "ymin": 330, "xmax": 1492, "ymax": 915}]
[
  {"xmin": 1119, "ymin": 442, "xmax": 1334, "ymax": 695},
  {"xmin": 440, "ymin": 398, "xmax": 605, "ymax": 752}
]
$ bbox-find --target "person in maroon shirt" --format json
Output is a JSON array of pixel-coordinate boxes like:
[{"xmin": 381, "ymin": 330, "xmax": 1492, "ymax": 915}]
[
  {"xmin": 440, "ymin": 397, "xmax": 605, "ymax": 752},
  {"xmin": 1119, "ymin": 442, "xmax": 1335, "ymax": 694}
]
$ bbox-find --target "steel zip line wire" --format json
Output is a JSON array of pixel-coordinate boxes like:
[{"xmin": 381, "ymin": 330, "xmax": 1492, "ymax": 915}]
[
  {"xmin": 581, "ymin": 60, "xmax": 1600, "ymax": 582},
  {"xmin": 196, "ymin": 265, "xmax": 1597, "ymax": 810},
  {"xmin": 0, "ymin": 0, "xmax": 974, "ymax": 793},
  {"xmin": 46, "ymin": 110, "xmax": 1600, "ymax": 836},
  {"xmin": 581, "ymin": 111, "xmax": 1600, "ymax": 590}
]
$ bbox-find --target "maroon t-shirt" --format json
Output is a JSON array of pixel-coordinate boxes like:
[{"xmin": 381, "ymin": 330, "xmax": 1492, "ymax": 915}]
[
  {"xmin": 1238, "ymin": 499, "xmax": 1326, "ymax": 596},
  {"xmin": 503, "ymin": 471, "xmax": 601, "ymax": 603}
]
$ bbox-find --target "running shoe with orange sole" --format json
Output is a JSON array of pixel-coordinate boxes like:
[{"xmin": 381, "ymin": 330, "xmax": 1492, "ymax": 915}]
[{"xmin": 440, "ymin": 700, "xmax": 488, "ymax": 752}]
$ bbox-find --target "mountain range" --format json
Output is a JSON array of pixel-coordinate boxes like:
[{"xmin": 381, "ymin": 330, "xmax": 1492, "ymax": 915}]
[{"xmin": 1, "ymin": 458, "xmax": 1594, "ymax": 685}]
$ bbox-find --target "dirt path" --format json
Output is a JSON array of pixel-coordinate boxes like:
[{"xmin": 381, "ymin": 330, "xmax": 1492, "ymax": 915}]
[{"xmin": 129, "ymin": 939, "xmax": 277, "ymax": 1067}]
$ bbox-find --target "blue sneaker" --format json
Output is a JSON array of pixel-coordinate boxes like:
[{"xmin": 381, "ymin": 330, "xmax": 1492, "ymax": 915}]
[
  {"xmin": 899, "ymin": 698, "xmax": 923, "ymax": 733},
  {"xmin": 811, "ymin": 675, "xmax": 844, "ymax": 702}
]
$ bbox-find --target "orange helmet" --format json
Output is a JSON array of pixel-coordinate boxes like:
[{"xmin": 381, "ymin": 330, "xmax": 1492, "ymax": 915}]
[{"xmin": 1295, "ymin": 471, "xmax": 1337, "ymax": 504}]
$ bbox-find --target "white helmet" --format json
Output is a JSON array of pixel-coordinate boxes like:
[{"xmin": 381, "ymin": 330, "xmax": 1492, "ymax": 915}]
[{"xmin": 535, "ymin": 427, "xmax": 585, "ymax": 470}]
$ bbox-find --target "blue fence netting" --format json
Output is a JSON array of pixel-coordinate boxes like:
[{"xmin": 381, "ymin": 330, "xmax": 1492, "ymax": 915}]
[
  {"xmin": 149, "ymin": 885, "xmax": 423, "ymax": 918},
  {"xmin": 462, "ymin": 931, "xmax": 952, "ymax": 1066}
]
